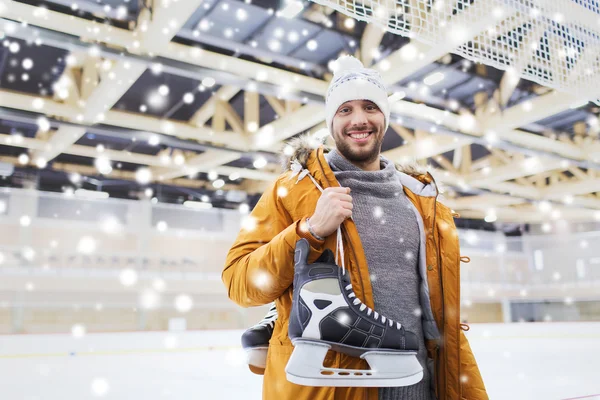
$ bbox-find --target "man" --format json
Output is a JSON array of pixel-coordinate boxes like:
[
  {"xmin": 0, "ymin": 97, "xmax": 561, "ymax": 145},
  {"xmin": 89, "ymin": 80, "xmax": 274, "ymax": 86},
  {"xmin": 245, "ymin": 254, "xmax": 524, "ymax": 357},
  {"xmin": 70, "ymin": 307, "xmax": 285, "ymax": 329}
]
[{"xmin": 223, "ymin": 55, "xmax": 488, "ymax": 400}]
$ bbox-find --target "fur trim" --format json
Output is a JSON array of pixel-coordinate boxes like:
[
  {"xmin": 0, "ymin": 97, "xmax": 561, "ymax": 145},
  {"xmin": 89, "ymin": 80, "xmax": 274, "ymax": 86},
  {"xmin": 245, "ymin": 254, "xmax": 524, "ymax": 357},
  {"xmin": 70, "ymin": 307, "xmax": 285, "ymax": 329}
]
[
  {"xmin": 279, "ymin": 132, "xmax": 429, "ymax": 180},
  {"xmin": 280, "ymin": 133, "xmax": 329, "ymax": 172},
  {"xmin": 393, "ymin": 162, "xmax": 429, "ymax": 177}
]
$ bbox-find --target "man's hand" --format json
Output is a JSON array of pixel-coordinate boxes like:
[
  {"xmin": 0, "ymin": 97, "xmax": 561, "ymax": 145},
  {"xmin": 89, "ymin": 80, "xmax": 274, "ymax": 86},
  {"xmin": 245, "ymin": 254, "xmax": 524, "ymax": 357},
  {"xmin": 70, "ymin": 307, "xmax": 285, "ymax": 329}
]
[{"xmin": 309, "ymin": 187, "xmax": 353, "ymax": 238}]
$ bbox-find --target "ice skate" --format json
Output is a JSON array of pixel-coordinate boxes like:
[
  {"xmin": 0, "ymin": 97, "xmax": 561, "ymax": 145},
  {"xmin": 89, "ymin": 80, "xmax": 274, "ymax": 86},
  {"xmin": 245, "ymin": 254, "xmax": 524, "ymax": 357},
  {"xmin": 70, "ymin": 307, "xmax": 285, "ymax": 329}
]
[
  {"xmin": 286, "ymin": 238, "xmax": 423, "ymax": 387},
  {"xmin": 241, "ymin": 302, "xmax": 277, "ymax": 374}
]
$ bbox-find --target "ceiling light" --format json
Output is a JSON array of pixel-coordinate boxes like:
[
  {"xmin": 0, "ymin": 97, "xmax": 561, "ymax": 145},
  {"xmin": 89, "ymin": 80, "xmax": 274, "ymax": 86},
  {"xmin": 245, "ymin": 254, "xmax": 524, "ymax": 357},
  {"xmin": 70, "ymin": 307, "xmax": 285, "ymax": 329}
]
[
  {"xmin": 274, "ymin": 28, "xmax": 285, "ymax": 39},
  {"xmin": 268, "ymin": 39, "xmax": 281, "ymax": 52},
  {"xmin": 94, "ymin": 156, "xmax": 112, "ymax": 175},
  {"xmin": 287, "ymin": 31, "xmax": 299, "ymax": 43},
  {"xmin": 148, "ymin": 135, "xmax": 160, "ymax": 146},
  {"xmin": 344, "ymin": 18, "xmax": 355, "ymax": 29},
  {"xmin": 253, "ymin": 157, "xmax": 268, "ymax": 169},
  {"xmin": 18, "ymin": 153, "xmax": 29, "ymax": 165},
  {"xmin": 236, "ymin": 9, "xmax": 248, "ymax": 21},
  {"xmin": 423, "ymin": 72, "xmax": 445, "ymax": 86},
  {"xmin": 213, "ymin": 179, "xmax": 225, "ymax": 188},
  {"xmin": 199, "ymin": 19, "xmax": 210, "ymax": 31},
  {"xmin": 280, "ymin": 0, "xmax": 304, "ymax": 19},
  {"xmin": 202, "ymin": 77, "xmax": 216, "ymax": 88},
  {"xmin": 388, "ymin": 91, "xmax": 406, "ymax": 103},
  {"xmin": 135, "ymin": 168, "xmax": 152, "ymax": 185},
  {"xmin": 158, "ymin": 85, "xmax": 169, "ymax": 96},
  {"xmin": 22, "ymin": 58, "xmax": 33, "ymax": 70}
]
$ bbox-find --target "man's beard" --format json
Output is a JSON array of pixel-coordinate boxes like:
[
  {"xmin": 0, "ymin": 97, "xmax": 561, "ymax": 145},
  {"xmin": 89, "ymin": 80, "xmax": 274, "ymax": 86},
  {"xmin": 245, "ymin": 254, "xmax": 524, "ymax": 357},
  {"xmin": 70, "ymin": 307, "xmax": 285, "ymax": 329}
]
[{"xmin": 333, "ymin": 128, "xmax": 384, "ymax": 165}]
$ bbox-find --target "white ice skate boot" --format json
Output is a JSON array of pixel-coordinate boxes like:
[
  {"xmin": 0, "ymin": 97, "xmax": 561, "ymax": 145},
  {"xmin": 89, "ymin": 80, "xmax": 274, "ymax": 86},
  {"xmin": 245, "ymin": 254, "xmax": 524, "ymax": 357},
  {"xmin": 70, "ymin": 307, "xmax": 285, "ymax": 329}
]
[
  {"xmin": 241, "ymin": 303, "xmax": 277, "ymax": 374},
  {"xmin": 286, "ymin": 238, "xmax": 423, "ymax": 387}
]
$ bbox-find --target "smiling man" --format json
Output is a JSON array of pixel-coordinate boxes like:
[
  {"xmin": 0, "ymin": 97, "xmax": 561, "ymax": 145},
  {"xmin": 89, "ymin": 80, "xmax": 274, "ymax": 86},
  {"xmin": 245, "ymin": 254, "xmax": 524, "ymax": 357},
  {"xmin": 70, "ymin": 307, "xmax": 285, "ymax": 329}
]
[{"xmin": 224, "ymin": 56, "xmax": 488, "ymax": 400}]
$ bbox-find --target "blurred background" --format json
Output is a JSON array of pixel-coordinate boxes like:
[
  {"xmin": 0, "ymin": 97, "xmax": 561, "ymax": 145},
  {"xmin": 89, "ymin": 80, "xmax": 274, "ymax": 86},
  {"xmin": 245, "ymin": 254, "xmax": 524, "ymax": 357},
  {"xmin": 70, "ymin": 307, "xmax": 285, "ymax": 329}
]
[{"xmin": 0, "ymin": 0, "xmax": 599, "ymax": 399}]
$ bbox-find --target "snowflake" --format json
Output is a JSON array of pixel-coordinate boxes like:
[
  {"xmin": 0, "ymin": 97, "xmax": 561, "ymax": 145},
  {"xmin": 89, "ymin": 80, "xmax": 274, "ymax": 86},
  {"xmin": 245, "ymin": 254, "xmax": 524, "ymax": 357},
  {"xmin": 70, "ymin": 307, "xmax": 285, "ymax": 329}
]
[
  {"xmin": 174, "ymin": 294, "xmax": 193, "ymax": 313},
  {"xmin": 373, "ymin": 206, "xmax": 383, "ymax": 218}
]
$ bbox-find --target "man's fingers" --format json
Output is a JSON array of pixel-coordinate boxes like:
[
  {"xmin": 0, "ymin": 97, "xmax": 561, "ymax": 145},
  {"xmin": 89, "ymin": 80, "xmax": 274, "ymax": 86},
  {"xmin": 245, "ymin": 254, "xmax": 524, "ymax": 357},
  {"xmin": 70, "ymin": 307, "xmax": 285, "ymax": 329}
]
[
  {"xmin": 325, "ymin": 187, "xmax": 351, "ymax": 194},
  {"xmin": 334, "ymin": 194, "xmax": 353, "ymax": 203},
  {"xmin": 340, "ymin": 202, "xmax": 353, "ymax": 211}
]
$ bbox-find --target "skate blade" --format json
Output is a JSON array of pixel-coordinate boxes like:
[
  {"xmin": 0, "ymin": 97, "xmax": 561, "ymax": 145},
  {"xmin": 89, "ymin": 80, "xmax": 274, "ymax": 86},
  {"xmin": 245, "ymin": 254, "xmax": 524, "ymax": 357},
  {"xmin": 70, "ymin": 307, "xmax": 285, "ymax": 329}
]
[
  {"xmin": 285, "ymin": 340, "xmax": 423, "ymax": 387},
  {"xmin": 245, "ymin": 347, "xmax": 268, "ymax": 370}
]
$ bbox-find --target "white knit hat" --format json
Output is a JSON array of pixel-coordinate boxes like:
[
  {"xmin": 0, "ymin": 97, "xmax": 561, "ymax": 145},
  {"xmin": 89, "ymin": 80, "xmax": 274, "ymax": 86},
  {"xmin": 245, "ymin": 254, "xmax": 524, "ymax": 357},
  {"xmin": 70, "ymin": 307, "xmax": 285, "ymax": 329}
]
[{"xmin": 325, "ymin": 55, "xmax": 390, "ymax": 134}]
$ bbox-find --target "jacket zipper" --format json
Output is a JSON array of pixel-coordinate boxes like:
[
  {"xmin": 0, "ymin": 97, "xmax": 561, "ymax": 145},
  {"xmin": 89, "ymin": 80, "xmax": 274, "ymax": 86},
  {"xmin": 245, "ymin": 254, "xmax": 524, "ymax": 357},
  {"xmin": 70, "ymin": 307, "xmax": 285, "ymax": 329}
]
[
  {"xmin": 429, "ymin": 173, "xmax": 446, "ymax": 400},
  {"xmin": 431, "ymin": 174, "xmax": 463, "ymax": 399}
]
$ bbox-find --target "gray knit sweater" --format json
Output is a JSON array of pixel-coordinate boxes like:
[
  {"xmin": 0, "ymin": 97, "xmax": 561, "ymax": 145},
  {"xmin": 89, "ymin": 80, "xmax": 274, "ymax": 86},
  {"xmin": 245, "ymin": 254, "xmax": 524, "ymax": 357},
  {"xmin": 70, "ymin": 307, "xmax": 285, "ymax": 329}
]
[{"xmin": 325, "ymin": 149, "xmax": 434, "ymax": 400}]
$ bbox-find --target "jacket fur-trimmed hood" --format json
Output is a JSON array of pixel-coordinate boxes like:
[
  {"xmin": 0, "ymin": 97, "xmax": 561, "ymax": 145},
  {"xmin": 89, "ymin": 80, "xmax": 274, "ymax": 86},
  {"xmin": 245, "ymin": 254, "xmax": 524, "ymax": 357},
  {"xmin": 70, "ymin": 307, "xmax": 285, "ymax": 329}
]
[{"xmin": 279, "ymin": 133, "xmax": 430, "ymax": 179}]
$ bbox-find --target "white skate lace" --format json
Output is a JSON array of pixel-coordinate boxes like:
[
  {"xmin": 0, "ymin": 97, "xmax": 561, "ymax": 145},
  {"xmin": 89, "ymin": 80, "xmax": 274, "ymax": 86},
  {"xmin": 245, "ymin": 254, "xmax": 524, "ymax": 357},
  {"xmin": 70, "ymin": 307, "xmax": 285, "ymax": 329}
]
[
  {"xmin": 252, "ymin": 303, "xmax": 278, "ymax": 329},
  {"xmin": 304, "ymin": 174, "xmax": 347, "ymax": 276},
  {"xmin": 297, "ymin": 167, "xmax": 401, "ymax": 331},
  {"xmin": 345, "ymin": 284, "xmax": 402, "ymax": 330}
]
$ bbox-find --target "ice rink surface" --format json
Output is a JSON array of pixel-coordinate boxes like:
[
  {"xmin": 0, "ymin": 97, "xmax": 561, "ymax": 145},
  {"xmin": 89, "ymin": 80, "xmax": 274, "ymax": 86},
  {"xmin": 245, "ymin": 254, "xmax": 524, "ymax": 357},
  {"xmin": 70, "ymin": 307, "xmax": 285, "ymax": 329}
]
[{"xmin": 1, "ymin": 323, "xmax": 599, "ymax": 400}]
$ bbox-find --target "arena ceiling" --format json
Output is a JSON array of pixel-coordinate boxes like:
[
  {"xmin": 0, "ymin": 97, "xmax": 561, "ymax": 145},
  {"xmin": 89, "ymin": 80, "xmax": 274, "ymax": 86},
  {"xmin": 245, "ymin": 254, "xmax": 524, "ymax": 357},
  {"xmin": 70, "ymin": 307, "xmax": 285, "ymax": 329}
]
[{"xmin": 1, "ymin": 0, "xmax": 600, "ymax": 230}]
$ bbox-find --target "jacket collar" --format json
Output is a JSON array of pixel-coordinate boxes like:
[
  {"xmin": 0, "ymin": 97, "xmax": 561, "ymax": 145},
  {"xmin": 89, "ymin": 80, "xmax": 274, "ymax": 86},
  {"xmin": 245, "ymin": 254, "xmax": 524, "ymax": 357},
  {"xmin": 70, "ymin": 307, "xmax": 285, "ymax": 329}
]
[{"xmin": 281, "ymin": 133, "xmax": 438, "ymax": 197}]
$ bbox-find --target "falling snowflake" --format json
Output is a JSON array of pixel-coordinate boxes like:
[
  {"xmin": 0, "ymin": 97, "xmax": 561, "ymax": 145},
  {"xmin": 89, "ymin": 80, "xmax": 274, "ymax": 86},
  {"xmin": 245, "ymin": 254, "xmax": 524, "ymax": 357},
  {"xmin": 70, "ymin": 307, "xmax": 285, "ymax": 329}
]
[
  {"xmin": 100, "ymin": 216, "xmax": 122, "ymax": 235},
  {"xmin": 119, "ymin": 268, "xmax": 138, "ymax": 287},
  {"xmin": 277, "ymin": 187, "xmax": 288, "ymax": 198},
  {"xmin": 252, "ymin": 270, "xmax": 271, "ymax": 289},
  {"xmin": 139, "ymin": 289, "xmax": 160, "ymax": 310},
  {"xmin": 8, "ymin": 42, "xmax": 20, "ymax": 53},
  {"xmin": 91, "ymin": 378, "xmax": 110, "ymax": 397},
  {"xmin": 164, "ymin": 335, "xmax": 178, "ymax": 349},
  {"xmin": 19, "ymin": 215, "xmax": 31, "ymax": 227},
  {"xmin": 77, "ymin": 236, "xmax": 97, "ymax": 254},
  {"xmin": 135, "ymin": 168, "xmax": 152, "ymax": 185},
  {"xmin": 71, "ymin": 324, "xmax": 86, "ymax": 338},
  {"xmin": 373, "ymin": 206, "xmax": 383, "ymax": 219},
  {"xmin": 174, "ymin": 294, "xmax": 193, "ymax": 313}
]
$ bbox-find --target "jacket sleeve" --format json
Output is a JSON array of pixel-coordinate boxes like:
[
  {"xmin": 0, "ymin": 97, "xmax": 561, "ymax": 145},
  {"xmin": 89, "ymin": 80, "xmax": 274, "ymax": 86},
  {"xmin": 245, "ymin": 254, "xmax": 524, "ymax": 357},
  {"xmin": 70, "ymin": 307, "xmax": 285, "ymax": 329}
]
[
  {"xmin": 459, "ymin": 330, "xmax": 489, "ymax": 399},
  {"xmin": 222, "ymin": 177, "xmax": 326, "ymax": 307}
]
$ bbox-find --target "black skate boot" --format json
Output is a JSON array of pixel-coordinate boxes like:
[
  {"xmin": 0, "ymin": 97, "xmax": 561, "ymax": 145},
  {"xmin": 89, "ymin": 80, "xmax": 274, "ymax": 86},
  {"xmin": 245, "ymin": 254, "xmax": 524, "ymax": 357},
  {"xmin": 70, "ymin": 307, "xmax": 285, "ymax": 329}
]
[
  {"xmin": 241, "ymin": 302, "xmax": 277, "ymax": 374},
  {"xmin": 286, "ymin": 238, "xmax": 423, "ymax": 387}
]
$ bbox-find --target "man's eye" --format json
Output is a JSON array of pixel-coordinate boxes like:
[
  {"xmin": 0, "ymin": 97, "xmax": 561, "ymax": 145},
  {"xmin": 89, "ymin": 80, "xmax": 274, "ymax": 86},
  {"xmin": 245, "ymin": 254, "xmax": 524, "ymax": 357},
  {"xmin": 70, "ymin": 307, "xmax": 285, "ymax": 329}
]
[{"xmin": 339, "ymin": 108, "xmax": 350, "ymax": 113}]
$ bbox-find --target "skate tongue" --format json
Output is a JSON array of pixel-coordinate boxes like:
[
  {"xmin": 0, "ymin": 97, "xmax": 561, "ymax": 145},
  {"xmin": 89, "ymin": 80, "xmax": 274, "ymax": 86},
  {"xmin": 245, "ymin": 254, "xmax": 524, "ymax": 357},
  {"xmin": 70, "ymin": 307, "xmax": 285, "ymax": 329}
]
[{"xmin": 316, "ymin": 249, "xmax": 336, "ymax": 265}]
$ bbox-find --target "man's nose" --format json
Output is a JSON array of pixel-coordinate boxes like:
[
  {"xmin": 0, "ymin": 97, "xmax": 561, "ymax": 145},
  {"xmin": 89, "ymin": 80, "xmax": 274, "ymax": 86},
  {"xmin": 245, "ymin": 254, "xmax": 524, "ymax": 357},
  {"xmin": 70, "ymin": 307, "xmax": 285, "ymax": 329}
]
[{"xmin": 349, "ymin": 109, "xmax": 368, "ymax": 127}]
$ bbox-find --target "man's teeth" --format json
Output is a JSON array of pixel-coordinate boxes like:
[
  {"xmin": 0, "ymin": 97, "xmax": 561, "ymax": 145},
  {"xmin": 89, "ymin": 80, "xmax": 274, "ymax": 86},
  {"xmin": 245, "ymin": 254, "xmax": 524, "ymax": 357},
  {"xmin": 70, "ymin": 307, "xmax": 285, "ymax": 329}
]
[{"xmin": 349, "ymin": 133, "xmax": 370, "ymax": 139}]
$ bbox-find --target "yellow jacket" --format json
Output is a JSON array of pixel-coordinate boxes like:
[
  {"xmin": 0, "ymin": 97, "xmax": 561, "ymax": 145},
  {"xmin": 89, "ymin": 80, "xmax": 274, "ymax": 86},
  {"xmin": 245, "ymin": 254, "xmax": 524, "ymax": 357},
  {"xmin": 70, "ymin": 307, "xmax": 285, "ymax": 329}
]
[{"xmin": 223, "ymin": 136, "xmax": 488, "ymax": 400}]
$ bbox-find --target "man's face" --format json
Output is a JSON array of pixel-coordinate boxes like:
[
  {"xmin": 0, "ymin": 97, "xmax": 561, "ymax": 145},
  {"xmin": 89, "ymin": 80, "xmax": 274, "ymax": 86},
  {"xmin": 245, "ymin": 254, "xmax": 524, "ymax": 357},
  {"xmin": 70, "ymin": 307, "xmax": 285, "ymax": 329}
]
[{"xmin": 331, "ymin": 99, "xmax": 386, "ymax": 165}]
